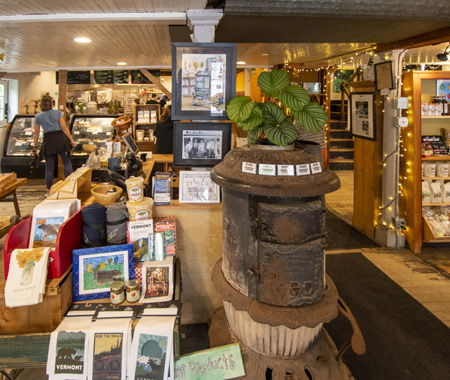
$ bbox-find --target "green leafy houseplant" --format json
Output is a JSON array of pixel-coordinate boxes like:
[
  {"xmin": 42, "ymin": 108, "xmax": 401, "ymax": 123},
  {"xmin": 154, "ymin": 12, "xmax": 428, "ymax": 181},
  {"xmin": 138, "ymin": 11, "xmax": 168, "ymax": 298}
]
[{"xmin": 226, "ymin": 70, "xmax": 328, "ymax": 146}]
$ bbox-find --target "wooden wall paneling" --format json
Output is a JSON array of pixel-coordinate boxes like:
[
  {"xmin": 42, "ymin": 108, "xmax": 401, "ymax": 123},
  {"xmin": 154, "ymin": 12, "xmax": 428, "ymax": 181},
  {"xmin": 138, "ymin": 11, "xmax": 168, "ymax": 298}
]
[
  {"xmin": 153, "ymin": 203, "xmax": 223, "ymax": 324},
  {"xmin": 352, "ymin": 85, "xmax": 378, "ymax": 237}
]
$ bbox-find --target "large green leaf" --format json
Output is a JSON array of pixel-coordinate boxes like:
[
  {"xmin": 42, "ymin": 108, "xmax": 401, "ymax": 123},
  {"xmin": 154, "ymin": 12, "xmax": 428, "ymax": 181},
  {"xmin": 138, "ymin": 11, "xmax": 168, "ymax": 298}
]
[
  {"xmin": 247, "ymin": 127, "xmax": 263, "ymax": 144},
  {"xmin": 293, "ymin": 103, "xmax": 329, "ymax": 133},
  {"xmin": 258, "ymin": 70, "xmax": 290, "ymax": 98},
  {"xmin": 238, "ymin": 106, "xmax": 264, "ymax": 130},
  {"xmin": 278, "ymin": 85, "xmax": 310, "ymax": 111},
  {"xmin": 226, "ymin": 96, "xmax": 254, "ymax": 122},
  {"xmin": 263, "ymin": 118, "xmax": 298, "ymax": 146},
  {"xmin": 262, "ymin": 102, "xmax": 286, "ymax": 125}
]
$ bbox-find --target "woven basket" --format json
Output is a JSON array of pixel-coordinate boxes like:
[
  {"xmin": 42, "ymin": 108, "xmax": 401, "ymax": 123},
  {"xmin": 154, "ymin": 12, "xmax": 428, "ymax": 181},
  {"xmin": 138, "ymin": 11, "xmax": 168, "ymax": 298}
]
[
  {"xmin": 111, "ymin": 115, "xmax": 132, "ymax": 132},
  {"xmin": 91, "ymin": 185, "xmax": 123, "ymax": 206}
]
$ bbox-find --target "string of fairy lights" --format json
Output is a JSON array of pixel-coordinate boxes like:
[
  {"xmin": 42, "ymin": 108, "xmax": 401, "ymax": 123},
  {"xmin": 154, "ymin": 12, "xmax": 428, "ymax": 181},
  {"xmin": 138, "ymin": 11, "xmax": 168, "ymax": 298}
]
[{"xmin": 279, "ymin": 47, "xmax": 434, "ymax": 235}]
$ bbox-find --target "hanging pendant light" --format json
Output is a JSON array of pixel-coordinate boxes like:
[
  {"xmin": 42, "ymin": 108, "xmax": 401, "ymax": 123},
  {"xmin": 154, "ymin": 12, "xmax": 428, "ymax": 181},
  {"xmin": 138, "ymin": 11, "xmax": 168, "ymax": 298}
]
[{"xmin": 436, "ymin": 44, "xmax": 450, "ymax": 61}]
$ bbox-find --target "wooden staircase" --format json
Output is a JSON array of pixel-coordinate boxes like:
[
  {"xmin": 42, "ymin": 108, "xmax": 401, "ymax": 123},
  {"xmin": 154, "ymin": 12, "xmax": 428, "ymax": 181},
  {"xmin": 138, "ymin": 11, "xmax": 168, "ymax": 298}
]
[{"xmin": 329, "ymin": 100, "xmax": 354, "ymax": 170}]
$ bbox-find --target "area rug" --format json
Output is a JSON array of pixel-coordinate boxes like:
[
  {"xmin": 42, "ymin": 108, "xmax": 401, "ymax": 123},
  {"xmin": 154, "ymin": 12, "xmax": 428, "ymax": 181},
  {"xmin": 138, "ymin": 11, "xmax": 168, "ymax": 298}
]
[
  {"xmin": 325, "ymin": 252, "xmax": 450, "ymax": 380},
  {"xmin": 325, "ymin": 210, "xmax": 380, "ymax": 249}
]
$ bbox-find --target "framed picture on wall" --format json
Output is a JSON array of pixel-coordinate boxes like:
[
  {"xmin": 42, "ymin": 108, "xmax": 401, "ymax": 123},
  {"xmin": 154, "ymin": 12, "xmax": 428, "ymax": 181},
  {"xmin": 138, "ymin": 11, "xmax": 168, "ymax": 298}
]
[
  {"xmin": 350, "ymin": 92, "xmax": 376, "ymax": 141},
  {"xmin": 173, "ymin": 121, "xmax": 231, "ymax": 167},
  {"xmin": 171, "ymin": 42, "xmax": 237, "ymax": 120},
  {"xmin": 375, "ymin": 61, "xmax": 395, "ymax": 91}
]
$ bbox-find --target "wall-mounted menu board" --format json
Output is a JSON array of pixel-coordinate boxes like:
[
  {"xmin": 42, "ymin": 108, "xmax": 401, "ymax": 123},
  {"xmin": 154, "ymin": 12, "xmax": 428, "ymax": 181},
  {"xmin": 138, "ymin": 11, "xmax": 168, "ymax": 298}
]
[
  {"xmin": 131, "ymin": 69, "xmax": 160, "ymax": 84},
  {"xmin": 56, "ymin": 71, "xmax": 91, "ymax": 84},
  {"xmin": 94, "ymin": 70, "xmax": 130, "ymax": 84},
  {"xmin": 114, "ymin": 70, "xmax": 129, "ymax": 84},
  {"xmin": 94, "ymin": 70, "xmax": 114, "ymax": 84}
]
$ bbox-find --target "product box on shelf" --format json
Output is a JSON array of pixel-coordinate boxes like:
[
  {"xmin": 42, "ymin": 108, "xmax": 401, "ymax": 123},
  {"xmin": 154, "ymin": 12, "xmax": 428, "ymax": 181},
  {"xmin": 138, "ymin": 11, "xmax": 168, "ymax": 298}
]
[
  {"xmin": 3, "ymin": 209, "xmax": 82, "ymax": 280},
  {"xmin": 0, "ymin": 266, "xmax": 72, "ymax": 335}
]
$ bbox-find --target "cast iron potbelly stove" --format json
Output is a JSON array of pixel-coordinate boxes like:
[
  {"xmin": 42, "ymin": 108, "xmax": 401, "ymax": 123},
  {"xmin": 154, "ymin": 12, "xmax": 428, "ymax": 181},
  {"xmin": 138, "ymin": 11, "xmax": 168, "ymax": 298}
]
[{"xmin": 209, "ymin": 144, "xmax": 366, "ymax": 380}]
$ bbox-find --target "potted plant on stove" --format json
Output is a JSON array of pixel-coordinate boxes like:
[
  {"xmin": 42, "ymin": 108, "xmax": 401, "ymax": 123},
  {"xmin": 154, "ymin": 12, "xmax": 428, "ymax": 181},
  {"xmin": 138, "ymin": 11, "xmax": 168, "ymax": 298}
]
[{"xmin": 226, "ymin": 69, "xmax": 328, "ymax": 146}]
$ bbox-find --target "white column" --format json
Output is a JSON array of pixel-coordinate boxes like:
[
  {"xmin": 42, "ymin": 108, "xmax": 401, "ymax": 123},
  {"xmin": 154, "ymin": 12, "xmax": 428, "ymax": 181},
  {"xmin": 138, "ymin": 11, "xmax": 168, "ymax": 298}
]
[
  {"xmin": 186, "ymin": 9, "xmax": 223, "ymax": 43},
  {"xmin": 375, "ymin": 49, "xmax": 406, "ymax": 248}
]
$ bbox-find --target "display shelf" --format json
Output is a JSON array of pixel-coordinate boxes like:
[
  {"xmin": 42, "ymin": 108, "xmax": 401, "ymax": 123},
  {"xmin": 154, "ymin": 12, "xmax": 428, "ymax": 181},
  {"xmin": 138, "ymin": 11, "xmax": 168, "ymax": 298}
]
[
  {"xmin": 422, "ymin": 202, "xmax": 450, "ymax": 206},
  {"xmin": 134, "ymin": 122, "xmax": 156, "ymax": 126},
  {"xmin": 421, "ymin": 115, "xmax": 450, "ymax": 119},
  {"xmin": 401, "ymin": 71, "xmax": 450, "ymax": 253},
  {"xmin": 422, "ymin": 156, "xmax": 450, "ymax": 161},
  {"xmin": 422, "ymin": 176, "xmax": 450, "ymax": 180},
  {"xmin": 423, "ymin": 217, "xmax": 450, "ymax": 242}
]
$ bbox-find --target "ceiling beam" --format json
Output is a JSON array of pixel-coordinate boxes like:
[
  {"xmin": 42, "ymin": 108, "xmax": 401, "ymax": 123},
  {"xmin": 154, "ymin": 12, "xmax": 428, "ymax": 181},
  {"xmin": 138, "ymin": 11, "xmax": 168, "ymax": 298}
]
[
  {"xmin": 0, "ymin": 13, "xmax": 186, "ymax": 25},
  {"xmin": 375, "ymin": 27, "xmax": 450, "ymax": 52},
  {"xmin": 140, "ymin": 69, "xmax": 172, "ymax": 99}
]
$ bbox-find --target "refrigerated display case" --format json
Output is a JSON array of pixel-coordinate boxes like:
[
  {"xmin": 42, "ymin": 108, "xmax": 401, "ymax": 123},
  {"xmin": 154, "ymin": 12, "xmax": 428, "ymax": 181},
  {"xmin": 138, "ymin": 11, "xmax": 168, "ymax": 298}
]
[
  {"xmin": 70, "ymin": 114, "xmax": 120, "ymax": 169},
  {"xmin": 1, "ymin": 115, "xmax": 45, "ymax": 177}
]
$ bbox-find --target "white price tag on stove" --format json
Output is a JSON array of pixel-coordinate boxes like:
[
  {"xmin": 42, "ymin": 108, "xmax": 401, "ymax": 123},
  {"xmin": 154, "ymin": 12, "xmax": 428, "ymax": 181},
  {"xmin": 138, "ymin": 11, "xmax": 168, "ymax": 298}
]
[
  {"xmin": 259, "ymin": 164, "xmax": 276, "ymax": 176},
  {"xmin": 277, "ymin": 165, "xmax": 295, "ymax": 176},
  {"xmin": 310, "ymin": 162, "xmax": 322, "ymax": 174},
  {"xmin": 242, "ymin": 162, "xmax": 257, "ymax": 174},
  {"xmin": 296, "ymin": 164, "xmax": 311, "ymax": 176}
]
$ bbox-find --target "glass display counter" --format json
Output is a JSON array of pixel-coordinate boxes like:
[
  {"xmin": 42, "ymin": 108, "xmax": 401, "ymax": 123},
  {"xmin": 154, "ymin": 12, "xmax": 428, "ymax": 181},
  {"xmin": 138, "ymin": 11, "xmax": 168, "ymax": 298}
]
[
  {"xmin": 1, "ymin": 115, "xmax": 45, "ymax": 177},
  {"xmin": 70, "ymin": 114, "xmax": 120, "ymax": 169}
]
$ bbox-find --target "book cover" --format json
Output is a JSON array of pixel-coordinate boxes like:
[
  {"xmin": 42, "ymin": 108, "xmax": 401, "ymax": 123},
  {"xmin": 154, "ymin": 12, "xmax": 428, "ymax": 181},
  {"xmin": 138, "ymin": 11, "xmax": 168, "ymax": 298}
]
[
  {"xmin": 154, "ymin": 217, "xmax": 177, "ymax": 256},
  {"xmin": 152, "ymin": 172, "xmax": 172, "ymax": 206}
]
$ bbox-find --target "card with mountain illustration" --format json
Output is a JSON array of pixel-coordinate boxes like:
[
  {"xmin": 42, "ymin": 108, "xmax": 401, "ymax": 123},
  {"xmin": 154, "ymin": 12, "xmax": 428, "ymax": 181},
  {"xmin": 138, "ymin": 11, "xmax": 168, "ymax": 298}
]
[{"xmin": 92, "ymin": 333, "xmax": 123, "ymax": 380}]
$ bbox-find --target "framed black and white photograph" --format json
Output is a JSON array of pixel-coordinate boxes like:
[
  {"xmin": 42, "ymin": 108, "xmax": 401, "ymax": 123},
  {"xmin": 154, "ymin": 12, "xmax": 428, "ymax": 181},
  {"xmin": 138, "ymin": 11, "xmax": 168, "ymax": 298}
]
[
  {"xmin": 173, "ymin": 122, "xmax": 231, "ymax": 167},
  {"xmin": 171, "ymin": 42, "xmax": 237, "ymax": 120},
  {"xmin": 375, "ymin": 61, "xmax": 395, "ymax": 91},
  {"xmin": 350, "ymin": 92, "xmax": 376, "ymax": 141}
]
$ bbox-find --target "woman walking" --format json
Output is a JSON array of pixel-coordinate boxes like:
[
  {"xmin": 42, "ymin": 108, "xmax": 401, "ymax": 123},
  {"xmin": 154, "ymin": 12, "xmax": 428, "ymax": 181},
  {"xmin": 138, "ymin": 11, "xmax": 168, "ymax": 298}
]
[{"xmin": 33, "ymin": 94, "xmax": 76, "ymax": 195}]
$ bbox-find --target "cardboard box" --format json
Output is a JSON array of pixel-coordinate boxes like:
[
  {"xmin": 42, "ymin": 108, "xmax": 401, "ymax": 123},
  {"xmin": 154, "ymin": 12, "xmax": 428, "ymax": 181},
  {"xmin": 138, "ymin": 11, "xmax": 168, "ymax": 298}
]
[{"xmin": 0, "ymin": 268, "xmax": 72, "ymax": 335}]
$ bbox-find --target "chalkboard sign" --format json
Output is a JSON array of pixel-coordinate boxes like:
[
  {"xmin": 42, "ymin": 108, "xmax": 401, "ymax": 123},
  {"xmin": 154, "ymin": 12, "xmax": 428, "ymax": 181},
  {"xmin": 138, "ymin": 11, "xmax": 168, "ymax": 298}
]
[
  {"xmin": 94, "ymin": 70, "xmax": 114, "ymax": 84},
  {"xmin": 56, "ymin": 71, "xmax": 91, "ymax": 84},
  {"xmin": 131, "ymin": 70, "xmax": 151, "ymax": 84},
  {"xmin": 114, "ymin": 70, "xmax": 129, "ymax": 84}
]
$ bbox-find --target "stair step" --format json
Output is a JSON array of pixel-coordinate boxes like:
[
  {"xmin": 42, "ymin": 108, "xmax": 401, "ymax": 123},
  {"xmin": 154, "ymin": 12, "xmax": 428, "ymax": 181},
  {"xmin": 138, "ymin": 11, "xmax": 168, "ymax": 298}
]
[
  {"xmin": 329, "ymin": 120, "xmax": 348, "ymax": 129},
  {"xmin": 330, "ymin": 129, "xmax": 353, "ymax": 139},
  {"xmin": 330, "ymin": 149, "xmax": 354, "ymax": 159},
  {"xmin": 329, "ymin": 158, "xmax": 354, "ymax": 170},
  {"xmin": 329, "ymin": 139, "xmax": 354, "ymax": 149}
]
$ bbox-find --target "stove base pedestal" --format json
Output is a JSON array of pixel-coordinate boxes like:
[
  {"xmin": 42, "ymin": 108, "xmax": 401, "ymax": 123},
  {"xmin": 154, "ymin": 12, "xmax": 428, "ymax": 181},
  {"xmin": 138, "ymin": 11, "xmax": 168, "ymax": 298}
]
[{"xmin": 209, "ymin": 307, "xmax": 350, "ymax": 380}]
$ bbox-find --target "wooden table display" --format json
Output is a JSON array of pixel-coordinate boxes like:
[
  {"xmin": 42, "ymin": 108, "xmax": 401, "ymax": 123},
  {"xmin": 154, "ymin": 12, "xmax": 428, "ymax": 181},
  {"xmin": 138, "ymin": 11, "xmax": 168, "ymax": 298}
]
[{"xmin": 0, "ymin": 176, "xmax": 27, "ymax": 239}]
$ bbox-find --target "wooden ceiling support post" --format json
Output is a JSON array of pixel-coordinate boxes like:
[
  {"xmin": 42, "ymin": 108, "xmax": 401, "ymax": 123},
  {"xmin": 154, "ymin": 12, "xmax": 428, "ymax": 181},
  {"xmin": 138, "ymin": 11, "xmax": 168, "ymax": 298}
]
[
  {"xmin": 58, "ymin": 70, "xmax": 68, "ymax": 119},
  {"xmin": 0, "ymin": 72, "xmax": 6, "ymax": 79},
  {"xmin": 140, "ymin": 69, "xmax": 172, "ymax": 100}
]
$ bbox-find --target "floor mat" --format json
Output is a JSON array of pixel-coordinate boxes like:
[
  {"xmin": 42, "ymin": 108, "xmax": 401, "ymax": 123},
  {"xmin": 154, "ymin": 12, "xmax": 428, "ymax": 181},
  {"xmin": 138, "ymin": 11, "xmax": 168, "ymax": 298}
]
[
  {"xmin": 326, "ymin": 210, "xmax": 380, "ymax": 249},
  {"xmin": 325, "ymin": 252, "xmax": 450, "ymax": 380}
]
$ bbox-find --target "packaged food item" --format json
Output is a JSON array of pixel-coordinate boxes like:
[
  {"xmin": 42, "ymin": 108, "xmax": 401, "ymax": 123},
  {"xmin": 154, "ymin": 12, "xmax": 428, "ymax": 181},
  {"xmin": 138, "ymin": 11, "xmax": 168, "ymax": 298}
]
[
  {"xmin": 125, "ymin": 176, "xmax": 144, "ymax": 201},
  {"xmin": 126, "ymin": 279, "xmax": 140, "ymax": 303},
  {"xmin": 110, "ymin": 280, "xmax": 125, "ymax": 304},
  {"xmin": 422, "ymin": 181, "xmax": 431, "ymax": 203},
  {"xmin": 430, "ymin": 182, "xmax": 442, "ymax": 203},
  {"xmin": 127, "ymin": 197, "xmax": 154, "ymax": 221},
  {"xmin": 423, "ymin": 163, "xmax": 436, "ymax": 177},
  {"xmin": 442, "ymin": 182, "xmax": 450, "ymax": 203},
  {"xmin": 437, "ymin": 162, "xmax": 449, "ymax": 177}
]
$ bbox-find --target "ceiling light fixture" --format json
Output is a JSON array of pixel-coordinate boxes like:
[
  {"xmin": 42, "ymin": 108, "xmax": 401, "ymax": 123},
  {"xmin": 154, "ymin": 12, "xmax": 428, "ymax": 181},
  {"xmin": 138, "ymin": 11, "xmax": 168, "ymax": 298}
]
[
  {"xmin": 237, "ymin": 61, "xmax": 246, "ymax": 65},
  {"xmin": 437, "ymin": 44, "xmax": 450, "ymax": 61},
  {"xmin": 74, "ymin": 37, "xmax": 91, "ymax": 43},
  {"xmin": 117, "ymin": 62, "xmax": 127, "ymax": 66}
]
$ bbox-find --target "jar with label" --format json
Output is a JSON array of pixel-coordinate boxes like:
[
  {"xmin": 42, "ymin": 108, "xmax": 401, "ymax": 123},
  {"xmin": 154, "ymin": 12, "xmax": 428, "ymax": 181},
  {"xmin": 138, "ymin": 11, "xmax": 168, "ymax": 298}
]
[
  {"xmin": 126, "ymin": 279, "xmax": 141, "ymax": 303},
  {"xmin": 110, "ymin": 280, "xmax": 125, "ymax": 305},
  {"xmin": 125, "ymin": 176, "xmax": 144, "ymax": 201},
  {"xmin": 436, "ymin": 162, "xmax": 449, "ymax": 177}
]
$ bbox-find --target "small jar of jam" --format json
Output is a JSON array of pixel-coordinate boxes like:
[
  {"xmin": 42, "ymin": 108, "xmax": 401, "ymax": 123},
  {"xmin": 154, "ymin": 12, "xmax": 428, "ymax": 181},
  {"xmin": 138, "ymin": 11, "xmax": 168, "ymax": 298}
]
[
  {"xmin": 110, "ymin": 280, "xmax": 125, "ymax": 305},
  {"xmin": 126, "ymin": 279, "xmax": 140, "ymax": 303}
]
